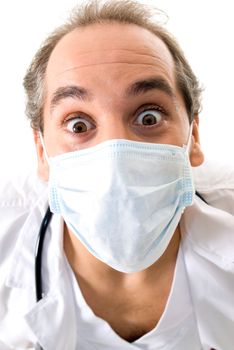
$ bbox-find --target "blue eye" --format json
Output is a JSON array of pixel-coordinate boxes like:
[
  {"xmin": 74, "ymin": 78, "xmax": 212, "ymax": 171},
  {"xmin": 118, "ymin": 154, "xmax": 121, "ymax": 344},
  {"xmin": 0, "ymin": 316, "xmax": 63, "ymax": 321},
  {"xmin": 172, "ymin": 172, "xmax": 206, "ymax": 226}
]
[
  {"xmin": 67, "ymin": 117, "xmax": 93, "ymax": 133},
  {"xmin": 135, "ymin": 109, "xmax": 162, "ymax": 126}
]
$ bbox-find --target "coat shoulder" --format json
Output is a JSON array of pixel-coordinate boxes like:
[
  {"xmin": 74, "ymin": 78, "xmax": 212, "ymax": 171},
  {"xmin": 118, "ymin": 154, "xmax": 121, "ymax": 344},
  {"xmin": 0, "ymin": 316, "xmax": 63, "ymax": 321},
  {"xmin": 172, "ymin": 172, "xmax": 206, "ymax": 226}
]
[{"xmin": 181, "ymin": 196, "xmax": 234, "ymax": 266}]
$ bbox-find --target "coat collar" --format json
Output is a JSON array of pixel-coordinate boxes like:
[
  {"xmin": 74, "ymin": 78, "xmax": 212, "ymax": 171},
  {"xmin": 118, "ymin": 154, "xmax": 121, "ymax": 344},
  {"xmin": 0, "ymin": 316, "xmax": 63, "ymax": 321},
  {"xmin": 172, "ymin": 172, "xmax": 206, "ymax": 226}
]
[
  {"xmin": 5, "ymin": 188, "xmax": 63, "ymax": 291},
  {"xmin": 181, "ymin": 197, "xmax": 234, "ymax": 349}
]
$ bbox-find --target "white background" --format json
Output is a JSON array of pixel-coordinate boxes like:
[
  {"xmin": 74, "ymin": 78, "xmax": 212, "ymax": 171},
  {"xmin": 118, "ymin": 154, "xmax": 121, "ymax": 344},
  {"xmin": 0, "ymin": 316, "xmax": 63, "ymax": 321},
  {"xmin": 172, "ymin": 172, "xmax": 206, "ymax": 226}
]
[{"xmin": 0, "ymin": 0, "xmax": 233, "ymax": 181}]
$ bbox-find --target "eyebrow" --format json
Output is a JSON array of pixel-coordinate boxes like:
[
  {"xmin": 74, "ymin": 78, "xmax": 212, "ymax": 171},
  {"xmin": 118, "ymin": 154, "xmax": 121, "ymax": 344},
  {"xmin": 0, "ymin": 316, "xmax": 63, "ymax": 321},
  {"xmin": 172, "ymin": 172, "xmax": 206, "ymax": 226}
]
[
  {"xmin": 125, "ymin": 77, "xmax": 175, "ymax": 98},
  {"xmin": 50, "ymin": 76, "xmax": 175, "ymax": 112},
  {"xmin": 50, "ymin": 85, "xmax": 92, "ymax": 112}
]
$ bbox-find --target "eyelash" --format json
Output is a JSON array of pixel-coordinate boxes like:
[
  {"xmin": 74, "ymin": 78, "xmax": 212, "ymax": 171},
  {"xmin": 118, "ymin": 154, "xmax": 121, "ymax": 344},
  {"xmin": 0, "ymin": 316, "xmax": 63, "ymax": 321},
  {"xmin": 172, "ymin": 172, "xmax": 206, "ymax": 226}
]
[
  {"xmin": 64, "ymin": 113, "xmax": 95, "ymax": 128},
  {"xmin": 134, "ymin": 104, "xmax": 166, "ymax": 123},
  {"xmin": 138, "ymin": 104, "xmax": 165, "ymax": 113}
]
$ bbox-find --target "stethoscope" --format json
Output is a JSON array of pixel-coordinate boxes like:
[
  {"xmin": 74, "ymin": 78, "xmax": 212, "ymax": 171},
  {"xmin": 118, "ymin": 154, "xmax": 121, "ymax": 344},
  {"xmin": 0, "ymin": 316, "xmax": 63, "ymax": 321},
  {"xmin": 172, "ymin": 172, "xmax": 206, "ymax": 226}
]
[
  {"xmin": 34, "ymin": 192, "xmax": 207, "ymax": 349},
  {"xmin": 35, "ymin": 206, "xmax": 53, "ymax": 302},
  {"xmin": 35, "ymin": 206, "xmax": 53, "ymax": 350}
]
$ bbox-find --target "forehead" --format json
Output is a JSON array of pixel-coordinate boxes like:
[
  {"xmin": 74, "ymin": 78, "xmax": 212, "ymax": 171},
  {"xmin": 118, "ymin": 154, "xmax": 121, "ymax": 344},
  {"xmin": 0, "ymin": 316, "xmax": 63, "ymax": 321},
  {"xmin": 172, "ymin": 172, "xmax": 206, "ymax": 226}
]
[{"xmin": 45, "ymin": 23, "xmax": 176, "ymax": 91}]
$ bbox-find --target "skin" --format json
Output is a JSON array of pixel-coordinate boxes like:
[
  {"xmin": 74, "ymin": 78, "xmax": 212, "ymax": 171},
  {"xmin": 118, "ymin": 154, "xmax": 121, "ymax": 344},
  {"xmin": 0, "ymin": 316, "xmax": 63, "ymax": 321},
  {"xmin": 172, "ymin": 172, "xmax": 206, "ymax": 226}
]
[{"xmin": 33, "ymin": 22, "xmax": 204, "ymax": 341}]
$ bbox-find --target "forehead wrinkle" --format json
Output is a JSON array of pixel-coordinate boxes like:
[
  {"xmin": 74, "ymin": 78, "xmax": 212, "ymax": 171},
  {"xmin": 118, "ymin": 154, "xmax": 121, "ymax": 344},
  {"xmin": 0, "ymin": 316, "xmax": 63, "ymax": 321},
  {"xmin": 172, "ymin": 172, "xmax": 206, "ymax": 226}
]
[
  {"xmin": 48, "ymin": 46, "xmax": 174, "ymax": 77},
  {"xmin": 53, "ymin": 61, "xmax": 174, "ymax": 79},
  {"xmin": 63, "ymin": 63, "xmax": 156, "ymax": 73},
  {"xmin": 55, "ymin": 48, "xmax": 169, "ymax": 60}
]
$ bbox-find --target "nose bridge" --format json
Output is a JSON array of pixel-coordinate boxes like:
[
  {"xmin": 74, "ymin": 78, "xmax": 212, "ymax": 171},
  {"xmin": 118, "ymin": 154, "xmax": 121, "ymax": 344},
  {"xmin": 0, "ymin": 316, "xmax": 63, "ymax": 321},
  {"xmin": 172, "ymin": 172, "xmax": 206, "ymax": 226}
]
[
  {"xmin": 94, "ymin": 94, "xmax": 134, "ymax": 143},
  {"xmin": 100, "ymin": 115, "xmax": 130, "ymax": 141}
]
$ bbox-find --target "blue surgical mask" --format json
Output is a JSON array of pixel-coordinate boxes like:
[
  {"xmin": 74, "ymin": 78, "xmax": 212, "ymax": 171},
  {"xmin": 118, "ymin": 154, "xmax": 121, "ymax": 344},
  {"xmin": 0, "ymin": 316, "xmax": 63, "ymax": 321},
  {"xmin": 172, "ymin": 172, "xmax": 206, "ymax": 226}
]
[{"xmin": 44, "ymin": 133, "xmax": 194, "ymax": 273}]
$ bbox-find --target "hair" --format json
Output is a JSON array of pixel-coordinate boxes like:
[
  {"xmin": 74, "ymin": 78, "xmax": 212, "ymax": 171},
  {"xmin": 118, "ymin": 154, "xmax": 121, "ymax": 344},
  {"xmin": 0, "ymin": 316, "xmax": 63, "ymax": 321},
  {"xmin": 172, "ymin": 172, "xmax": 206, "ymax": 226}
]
[{"xmin": 23, "ymin": 0, "xmax": 202, "ymax": 131}]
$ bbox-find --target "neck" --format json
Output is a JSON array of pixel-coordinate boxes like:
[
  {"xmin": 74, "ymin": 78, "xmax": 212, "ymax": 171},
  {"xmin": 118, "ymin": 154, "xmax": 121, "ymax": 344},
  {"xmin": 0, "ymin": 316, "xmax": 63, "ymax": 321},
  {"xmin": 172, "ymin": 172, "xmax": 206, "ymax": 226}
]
[{"xmin": 64, "ymin": 224, "xmax": 181, "ymax": 341}]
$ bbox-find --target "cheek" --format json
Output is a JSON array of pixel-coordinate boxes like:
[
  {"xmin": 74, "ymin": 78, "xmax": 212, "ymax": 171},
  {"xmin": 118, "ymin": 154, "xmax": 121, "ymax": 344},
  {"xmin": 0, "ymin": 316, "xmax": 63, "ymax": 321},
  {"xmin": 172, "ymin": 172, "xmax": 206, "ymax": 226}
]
[
  {"xmin": 175, "ymin": 114, "xmax": 191, "ymax": 145},
  {"xmin": 172, "ymin": 94, "xmax": 191, "ymax": 144},
  {"xmin": 43, "ymin": 121, "xmax": 68, "ymax": 157},
  {"xmin": 165, "ymin": 122, "xmax": 190, "ymax": 147}
]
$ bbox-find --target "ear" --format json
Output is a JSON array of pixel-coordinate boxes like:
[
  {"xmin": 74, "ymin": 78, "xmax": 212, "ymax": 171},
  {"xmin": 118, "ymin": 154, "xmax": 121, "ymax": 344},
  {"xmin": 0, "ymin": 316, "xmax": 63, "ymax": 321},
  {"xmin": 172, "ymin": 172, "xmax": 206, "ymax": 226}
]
[
  {"xmin": 189, "ymin": 115, "xmax": 204, "ymax": 167},
  {"xmin": 33, "ymin": 129, "xmax": 49, "ymax": 181}
]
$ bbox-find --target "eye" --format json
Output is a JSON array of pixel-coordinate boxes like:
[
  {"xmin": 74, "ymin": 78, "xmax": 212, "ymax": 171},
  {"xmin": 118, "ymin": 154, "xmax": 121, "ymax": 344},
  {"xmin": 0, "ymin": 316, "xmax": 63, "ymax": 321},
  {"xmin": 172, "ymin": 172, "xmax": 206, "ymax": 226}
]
[
  {"xmin": 135, "ymin": 108, "xmax": 163, "ymax": 126},
  {"xmin": 66, "ymin": 116, "xmax": 94, "ymax": 134}
]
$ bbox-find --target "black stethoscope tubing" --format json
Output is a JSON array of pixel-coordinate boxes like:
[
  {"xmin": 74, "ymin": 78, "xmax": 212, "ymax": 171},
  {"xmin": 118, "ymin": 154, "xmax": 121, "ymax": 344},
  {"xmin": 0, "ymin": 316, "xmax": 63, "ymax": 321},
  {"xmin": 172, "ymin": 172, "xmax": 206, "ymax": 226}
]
[
  {"xmin": 35, "ymin": 207, "xmax": 53, "ymax": 350},
  {"xmin": 35, "ymin": 206, "xmax": 53, "ymax": 302},
  {"xmin": 35, "ymin": 206, "xmax": 53, "ymax": 350}
]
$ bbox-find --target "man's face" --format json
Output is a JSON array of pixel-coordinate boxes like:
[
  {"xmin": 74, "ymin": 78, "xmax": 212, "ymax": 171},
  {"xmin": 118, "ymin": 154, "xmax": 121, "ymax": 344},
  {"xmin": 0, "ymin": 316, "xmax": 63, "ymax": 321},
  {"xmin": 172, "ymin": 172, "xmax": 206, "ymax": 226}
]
[{"xmin": 34, "ymin": 22, "xmax": 203, "ymax": 180}]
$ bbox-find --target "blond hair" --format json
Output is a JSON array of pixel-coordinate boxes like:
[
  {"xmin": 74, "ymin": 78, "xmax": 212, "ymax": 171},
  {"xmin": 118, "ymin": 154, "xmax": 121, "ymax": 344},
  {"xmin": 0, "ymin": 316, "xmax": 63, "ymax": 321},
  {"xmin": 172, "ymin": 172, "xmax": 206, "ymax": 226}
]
[{"xmin": 23, "ymin": 0, "xmax": 202, "ymax": 130}]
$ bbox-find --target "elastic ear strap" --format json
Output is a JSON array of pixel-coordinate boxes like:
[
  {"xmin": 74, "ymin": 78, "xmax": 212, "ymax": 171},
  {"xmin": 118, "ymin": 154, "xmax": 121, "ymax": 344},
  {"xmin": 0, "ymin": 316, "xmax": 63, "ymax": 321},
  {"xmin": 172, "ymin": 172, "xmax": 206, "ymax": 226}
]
[
  {"xmin": 39, "ymin": 132, "xmax": 50, "ymax": 165},
  {"xmin": 185, "ymin": 121, "xmax": 194, "ymax": 153}
]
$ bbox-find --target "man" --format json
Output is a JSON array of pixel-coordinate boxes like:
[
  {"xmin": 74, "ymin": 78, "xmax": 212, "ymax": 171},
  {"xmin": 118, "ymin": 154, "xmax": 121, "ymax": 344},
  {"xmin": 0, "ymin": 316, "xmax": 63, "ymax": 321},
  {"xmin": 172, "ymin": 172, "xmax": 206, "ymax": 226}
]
[{"xmin": 0, "ymin": 1, "xmax": 234, "ymax": 349}]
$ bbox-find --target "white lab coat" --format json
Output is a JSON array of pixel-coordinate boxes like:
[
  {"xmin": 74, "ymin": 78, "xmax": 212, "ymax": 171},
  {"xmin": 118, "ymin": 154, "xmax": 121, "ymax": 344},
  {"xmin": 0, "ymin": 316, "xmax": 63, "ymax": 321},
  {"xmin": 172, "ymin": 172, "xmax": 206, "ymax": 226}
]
[{"xmin": 0, "ymin": 161, "xmax": 234, "ymax": 350}]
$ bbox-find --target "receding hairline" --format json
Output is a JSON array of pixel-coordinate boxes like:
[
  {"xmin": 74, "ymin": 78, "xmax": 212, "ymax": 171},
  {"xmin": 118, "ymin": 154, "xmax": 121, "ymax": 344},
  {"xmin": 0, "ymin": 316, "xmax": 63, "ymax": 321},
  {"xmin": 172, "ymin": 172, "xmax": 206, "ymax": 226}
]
[
  {"xmin": 44, "ymin": 21, "xmax": 176, "ymax": 97},
  {"xmin": 46, "ymin": 21, "xmax": 175, "ymax": 68}
]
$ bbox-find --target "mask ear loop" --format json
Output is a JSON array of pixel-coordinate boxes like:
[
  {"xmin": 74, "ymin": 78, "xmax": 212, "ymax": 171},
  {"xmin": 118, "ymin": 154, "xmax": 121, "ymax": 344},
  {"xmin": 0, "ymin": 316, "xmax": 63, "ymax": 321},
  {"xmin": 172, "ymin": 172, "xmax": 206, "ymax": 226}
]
[
  {"xmin": 184, "ymin": 121, "xmax": 194, "ymax": 154},
  {"xmin": 39, "ymin": 131, "xmax": 50, "ymax": 165}
]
